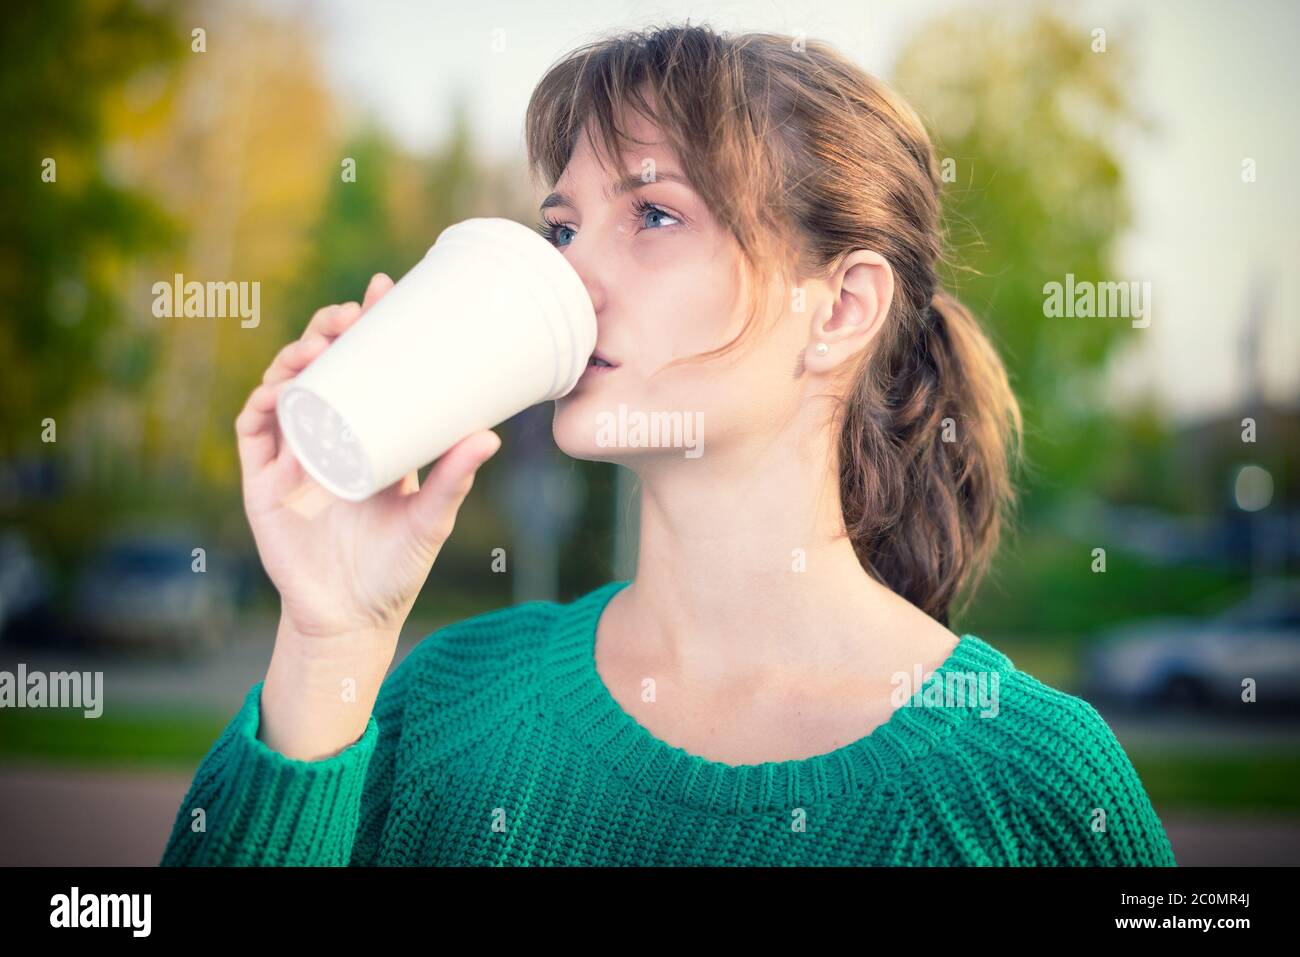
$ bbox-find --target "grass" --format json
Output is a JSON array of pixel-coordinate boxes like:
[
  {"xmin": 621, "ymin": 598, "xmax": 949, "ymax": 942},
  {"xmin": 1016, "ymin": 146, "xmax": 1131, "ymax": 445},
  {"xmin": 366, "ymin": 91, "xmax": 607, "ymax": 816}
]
[
  {"xmin": 1131, "ymin": 754, "xmax": 1300, "ymax": 815},
  {"xmin": 3, "ymin": 709, "xmax": 1298, "ymax": 817},
  {"xmin": 0, "ymin": 708, "xmax": 229, "ymax": 768}
]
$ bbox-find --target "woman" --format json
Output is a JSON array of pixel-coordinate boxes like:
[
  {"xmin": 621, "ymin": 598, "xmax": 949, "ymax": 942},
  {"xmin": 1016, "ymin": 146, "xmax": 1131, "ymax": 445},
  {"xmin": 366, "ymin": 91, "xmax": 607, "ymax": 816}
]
[{"xmin": 162, "ymin": 24, "xmax": 1176, "ymax": 866}]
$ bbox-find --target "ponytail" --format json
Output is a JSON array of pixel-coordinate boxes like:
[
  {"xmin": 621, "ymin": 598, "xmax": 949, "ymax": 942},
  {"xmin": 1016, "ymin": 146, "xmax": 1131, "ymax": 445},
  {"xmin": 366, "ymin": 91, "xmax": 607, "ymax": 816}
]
[
  {"xmin": 839, "ymin": 287, "xmax": 1023, "ymax": 625},
  {"xmin": 522, "ymin": 24, "xmax": 1024, "ymax": 623}
]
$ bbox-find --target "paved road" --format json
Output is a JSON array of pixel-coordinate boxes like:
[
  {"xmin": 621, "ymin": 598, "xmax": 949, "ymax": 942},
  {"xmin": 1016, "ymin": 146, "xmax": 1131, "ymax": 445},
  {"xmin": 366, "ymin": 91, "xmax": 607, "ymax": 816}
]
[{"xmin": 0, "ymin": 766, "xmax": 190, "ymax": 866}]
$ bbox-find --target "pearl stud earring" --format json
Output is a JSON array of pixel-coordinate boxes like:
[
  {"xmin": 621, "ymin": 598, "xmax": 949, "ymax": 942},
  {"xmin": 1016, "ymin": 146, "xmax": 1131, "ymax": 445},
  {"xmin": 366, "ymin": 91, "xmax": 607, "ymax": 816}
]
[{"xmin": 814, "ymin": 342, "xmax": 829, "ymax": 356}]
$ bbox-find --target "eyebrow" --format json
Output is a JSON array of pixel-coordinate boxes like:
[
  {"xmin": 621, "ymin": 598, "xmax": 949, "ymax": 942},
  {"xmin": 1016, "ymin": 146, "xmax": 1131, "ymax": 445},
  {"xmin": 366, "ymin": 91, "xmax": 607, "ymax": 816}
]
[{"xmin": 540, "ymin": 171, "xmax": 694, "ymax": 211}]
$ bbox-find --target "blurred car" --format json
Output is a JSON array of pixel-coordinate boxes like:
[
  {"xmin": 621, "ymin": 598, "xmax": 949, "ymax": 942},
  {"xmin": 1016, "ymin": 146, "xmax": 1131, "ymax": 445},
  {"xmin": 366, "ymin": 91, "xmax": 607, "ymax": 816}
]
[
  {"xmin": 0, "ymin": 528, "xmax": 59, "ymax": 643},
  {"xmin": 1083, "ymin": 580, "xmax": 1300, "ymax": 712},
  {"xmin": 70, "ymin": 533, "xmax": 238, "ymax": 656}
]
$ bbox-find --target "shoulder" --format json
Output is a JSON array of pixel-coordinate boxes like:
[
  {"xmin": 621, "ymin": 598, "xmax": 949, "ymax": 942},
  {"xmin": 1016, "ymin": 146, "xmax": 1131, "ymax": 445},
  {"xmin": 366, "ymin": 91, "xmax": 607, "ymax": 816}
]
[
  {"xmin": 954, "ymin": 647, "xmax": 1176, "ymax": 866},
  {"xmin": 385, "ymin": 580, "xmax": 619, "ymax": 696},
  {"xmin": 368, "ymin": 582, "xmax": 619, "ymax": 766},
  {"xmin": 395, "ymin": 594, "xmax": 564, "ymax": 682}
]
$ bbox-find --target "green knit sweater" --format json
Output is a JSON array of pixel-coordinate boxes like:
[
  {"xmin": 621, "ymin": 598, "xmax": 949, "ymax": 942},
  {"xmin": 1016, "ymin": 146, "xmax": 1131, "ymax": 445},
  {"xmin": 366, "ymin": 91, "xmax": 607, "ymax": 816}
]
[{"xmin": 161, "ymin": 579, "xmax": 1177, "ymax": 866}]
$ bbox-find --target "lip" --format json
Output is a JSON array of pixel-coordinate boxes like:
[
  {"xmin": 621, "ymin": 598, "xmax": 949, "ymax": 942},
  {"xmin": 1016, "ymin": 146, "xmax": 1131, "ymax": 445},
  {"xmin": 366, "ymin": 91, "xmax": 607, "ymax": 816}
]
[{"xmin": 585, "ymin": 349, "xmax": 620, "ymax": 372}]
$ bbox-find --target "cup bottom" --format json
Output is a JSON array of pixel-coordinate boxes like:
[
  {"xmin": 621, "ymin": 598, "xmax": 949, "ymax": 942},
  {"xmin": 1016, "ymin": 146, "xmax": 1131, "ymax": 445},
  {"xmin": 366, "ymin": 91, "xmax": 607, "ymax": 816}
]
[{"xmin": 278, "ymin": 388, "xmax": 374, "ymax": 500}]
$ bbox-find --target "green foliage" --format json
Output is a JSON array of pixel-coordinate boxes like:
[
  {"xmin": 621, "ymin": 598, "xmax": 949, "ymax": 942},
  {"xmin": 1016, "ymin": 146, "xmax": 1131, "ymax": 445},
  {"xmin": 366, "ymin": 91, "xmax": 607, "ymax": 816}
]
[
  {"xmin": 285, "ymin": 127, "xmax": 415, "ymax": 315},
  {"xmin": 893, "ymin": 5, "xmax": 1151, "ymax": 497},
  {"xmin": 282, "ymin": 98, "xmax": 489, "ymax": 327},
  {"xmin": 955, "ymin": 528, "xmax": 1251, "ymax": 640},
  {"xmin": 0, "ymin": 0, "xmax": 184, "ymax": 454}
]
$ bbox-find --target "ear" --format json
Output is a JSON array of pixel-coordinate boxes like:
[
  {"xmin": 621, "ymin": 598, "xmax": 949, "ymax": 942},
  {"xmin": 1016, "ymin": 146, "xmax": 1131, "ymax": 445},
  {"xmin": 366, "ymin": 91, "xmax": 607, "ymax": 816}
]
[{"xmin": 802, "ymin": 250, "xmax": 894, "ymax": 375}]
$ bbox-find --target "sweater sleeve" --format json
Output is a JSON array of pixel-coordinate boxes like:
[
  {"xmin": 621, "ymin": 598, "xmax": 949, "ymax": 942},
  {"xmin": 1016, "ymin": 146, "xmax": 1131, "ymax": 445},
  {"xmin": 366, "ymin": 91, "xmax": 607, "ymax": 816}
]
[
  {"xmin": 1002, "ymin": 696, "xmax": 1178, "ymax": 867},
  {"xmin": 1092, "ymin": 726, "xmax": 1178, "ymax": 867},
  {"xmin": 160, "ymin": 646, "xmax": 417, "ymax": 867}
]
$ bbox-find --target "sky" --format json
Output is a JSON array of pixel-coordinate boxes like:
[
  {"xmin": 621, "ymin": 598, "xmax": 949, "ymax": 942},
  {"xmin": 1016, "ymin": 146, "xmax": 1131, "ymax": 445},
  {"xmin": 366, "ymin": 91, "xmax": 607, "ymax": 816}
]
[{"xmin": 280, "ymin": 0, "xmax": 1298, "ymax": 424}]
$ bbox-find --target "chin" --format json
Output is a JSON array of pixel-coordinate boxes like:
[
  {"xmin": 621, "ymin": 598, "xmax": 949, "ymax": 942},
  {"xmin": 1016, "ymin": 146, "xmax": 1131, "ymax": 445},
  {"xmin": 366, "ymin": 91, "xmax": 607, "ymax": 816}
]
[
  {"xmin": 552, "ymin": 390, "xmax": 623, "ymax": 463},
  {"xmin": 552, "ymin": 384, "xmax": 711, "ymax": 465},
  {"xmin": 551, "ymin": 389, "xmax": 674, "ymax": 466}
]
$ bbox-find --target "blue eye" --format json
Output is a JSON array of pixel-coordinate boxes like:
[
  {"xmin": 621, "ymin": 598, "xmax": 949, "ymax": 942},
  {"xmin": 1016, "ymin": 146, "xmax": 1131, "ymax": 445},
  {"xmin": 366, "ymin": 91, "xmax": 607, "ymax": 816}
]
[
  {"xmin": 535, "ymin": 217, "xmax": 575, "ymax": 247},
  {"xmin": 633, "ymin": 198, "xmax": 680, "ymax": 231},
  {"xmin": 534, "ymin": 199, "xmax": 681, "ymax": 248}
]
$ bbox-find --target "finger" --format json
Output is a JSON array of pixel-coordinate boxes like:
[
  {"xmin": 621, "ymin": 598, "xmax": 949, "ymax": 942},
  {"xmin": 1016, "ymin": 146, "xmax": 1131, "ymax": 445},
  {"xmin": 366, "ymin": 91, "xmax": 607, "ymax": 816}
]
[
  {"xmin": 263, "ymin": 332, "xmax": 331, "ymax": 386},
  {"xmin": 235, "ymin": 381, "xmax": 287, "ymax": 481},
  {"xmin": 361, "ymin": 273, "xmax": 394, "ymax": 314},
  {"xmin": 396, "ymin": 468, "xmax": 419, "ymax": 496},
  {"xmin": 403, "ymin": 431, "xmax": 502, "ymax": 546},
  {"xmin": 301, "ymin": 303, "xmax": 341, "ymax": 338},
  {"xmin": 305, "ymin": 300, "xmax": 362, "ymax": 341},
  {"xmin": 373, "ymin": 467, "xmax": 420, "ymax": 507}
]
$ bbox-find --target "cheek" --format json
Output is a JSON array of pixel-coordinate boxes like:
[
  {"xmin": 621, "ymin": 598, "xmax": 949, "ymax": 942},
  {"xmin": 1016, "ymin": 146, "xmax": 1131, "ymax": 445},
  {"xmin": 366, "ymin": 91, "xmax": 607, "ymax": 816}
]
[{"xmin": 641, "ymin": 259, "xmax": 741, "ymax": 364}]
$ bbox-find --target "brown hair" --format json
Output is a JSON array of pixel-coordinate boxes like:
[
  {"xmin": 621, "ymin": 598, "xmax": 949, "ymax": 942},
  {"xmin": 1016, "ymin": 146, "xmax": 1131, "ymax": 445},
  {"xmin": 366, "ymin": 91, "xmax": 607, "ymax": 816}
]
[{"xmin": 525, "ymin": 23, "xmax": 1023, "ymax": 625}]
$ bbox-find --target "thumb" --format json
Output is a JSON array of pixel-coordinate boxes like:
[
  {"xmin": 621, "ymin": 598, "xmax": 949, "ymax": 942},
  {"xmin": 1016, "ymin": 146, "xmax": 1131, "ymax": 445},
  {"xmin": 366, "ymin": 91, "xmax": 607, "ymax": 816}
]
[{"xmin": 403, "ymin": 430, "xmax": 502, "ymax": 546}]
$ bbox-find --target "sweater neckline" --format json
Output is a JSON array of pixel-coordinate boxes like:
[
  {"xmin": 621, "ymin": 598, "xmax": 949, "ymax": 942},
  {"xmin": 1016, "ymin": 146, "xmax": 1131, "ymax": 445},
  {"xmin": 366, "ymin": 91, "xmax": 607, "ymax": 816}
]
[{"xmin": 541, "ymin": 579, "xmax": 1015, "ymax": 813}]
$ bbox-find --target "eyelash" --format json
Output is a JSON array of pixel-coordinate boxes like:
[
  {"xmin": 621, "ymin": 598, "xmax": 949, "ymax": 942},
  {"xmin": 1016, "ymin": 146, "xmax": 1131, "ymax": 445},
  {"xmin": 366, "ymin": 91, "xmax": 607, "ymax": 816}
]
[{"xmin": 535, "ymin": 197, "xmax": 681, "ymax": 246}]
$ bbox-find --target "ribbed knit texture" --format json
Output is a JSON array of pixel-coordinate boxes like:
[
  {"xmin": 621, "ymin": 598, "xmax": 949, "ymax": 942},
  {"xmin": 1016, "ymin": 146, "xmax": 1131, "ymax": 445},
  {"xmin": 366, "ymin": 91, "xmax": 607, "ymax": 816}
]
[{"xmin": 161, "ymin": 579, "xmax": 1177, "ymax": 866}]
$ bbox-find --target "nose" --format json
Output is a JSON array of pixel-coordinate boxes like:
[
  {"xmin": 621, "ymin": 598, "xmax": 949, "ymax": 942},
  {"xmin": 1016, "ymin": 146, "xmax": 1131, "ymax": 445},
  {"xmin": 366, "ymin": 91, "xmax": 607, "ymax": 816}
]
[{"xmin": 560, "ymin": 236, "xmax": 606, "ymax": 316}]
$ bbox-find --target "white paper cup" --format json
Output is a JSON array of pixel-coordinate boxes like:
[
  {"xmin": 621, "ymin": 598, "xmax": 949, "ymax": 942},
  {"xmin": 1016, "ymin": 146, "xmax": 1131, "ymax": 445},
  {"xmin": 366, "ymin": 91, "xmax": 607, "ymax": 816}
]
[{"xmin": 275, "ymin": 217, "xmax": 596, "ymax": 501}]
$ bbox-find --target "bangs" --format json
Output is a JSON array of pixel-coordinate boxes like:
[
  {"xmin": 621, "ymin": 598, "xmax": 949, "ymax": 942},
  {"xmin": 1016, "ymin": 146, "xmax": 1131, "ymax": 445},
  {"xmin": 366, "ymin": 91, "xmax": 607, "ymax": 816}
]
[{"xmin": 523, "ymin": 25, "xmax": 804, "ymax": 363}]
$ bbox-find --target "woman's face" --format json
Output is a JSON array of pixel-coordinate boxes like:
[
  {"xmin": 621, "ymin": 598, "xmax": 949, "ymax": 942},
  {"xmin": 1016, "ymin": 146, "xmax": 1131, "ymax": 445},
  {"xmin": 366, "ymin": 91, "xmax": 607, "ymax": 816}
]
[{"xmin": 546, "ymin": 111, "xmax": 808, "ymax": 470}]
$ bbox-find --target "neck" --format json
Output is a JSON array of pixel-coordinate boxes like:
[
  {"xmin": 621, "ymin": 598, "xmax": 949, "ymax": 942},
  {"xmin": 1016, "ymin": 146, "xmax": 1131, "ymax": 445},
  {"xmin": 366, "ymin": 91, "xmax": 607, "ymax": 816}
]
[{"xmin": 615, "ymin": 397, "xmax": 918, "ymax": 690}]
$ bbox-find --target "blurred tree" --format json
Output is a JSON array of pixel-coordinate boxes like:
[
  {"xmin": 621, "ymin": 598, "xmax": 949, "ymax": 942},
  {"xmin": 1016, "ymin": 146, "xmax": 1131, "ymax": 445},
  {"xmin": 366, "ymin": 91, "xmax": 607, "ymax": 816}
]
[
  {"xmin": 118, "ymin": 1, "xmax": 337, "ymax": 507},
  {"xmin": 282, "ymin": 125, "xmax": 417, "ymax": 312},
  {"xmin": 1091, "ymin": 397, "xmax": 1181, "ymax": 509},
  {"xmin": 0, "ymin": 0, "xmax": 182, "ymax": 462},
  {"xmin": 893, "ymin": 4, "xmax": 1152, "ymax": 512}
]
